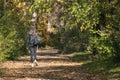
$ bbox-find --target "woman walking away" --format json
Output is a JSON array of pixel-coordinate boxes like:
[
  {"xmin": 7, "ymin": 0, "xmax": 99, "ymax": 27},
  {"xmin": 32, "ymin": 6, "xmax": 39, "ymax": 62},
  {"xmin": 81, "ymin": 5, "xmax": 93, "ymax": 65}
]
[{"xmin": 26, "ymin": 25, "xmax": 41, "ymax": 67}]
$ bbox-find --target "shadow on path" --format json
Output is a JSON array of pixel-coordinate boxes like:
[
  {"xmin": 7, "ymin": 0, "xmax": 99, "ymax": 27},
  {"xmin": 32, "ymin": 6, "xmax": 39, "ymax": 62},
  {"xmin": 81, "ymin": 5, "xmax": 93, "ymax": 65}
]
[
  {"xmin": 1, "ymin": 65, "xmax": 105, "ymax": 80},
  {"xmin": 0, "ymin": 49, "xmax": 107, "ymax": 80}
]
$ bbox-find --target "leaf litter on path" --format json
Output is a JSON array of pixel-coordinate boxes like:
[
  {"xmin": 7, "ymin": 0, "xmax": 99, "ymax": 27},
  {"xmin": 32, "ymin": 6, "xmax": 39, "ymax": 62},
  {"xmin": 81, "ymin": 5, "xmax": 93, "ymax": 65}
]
[{"xmin": 0, "ymin": 49, "xmax": 107, "ymax": 80}]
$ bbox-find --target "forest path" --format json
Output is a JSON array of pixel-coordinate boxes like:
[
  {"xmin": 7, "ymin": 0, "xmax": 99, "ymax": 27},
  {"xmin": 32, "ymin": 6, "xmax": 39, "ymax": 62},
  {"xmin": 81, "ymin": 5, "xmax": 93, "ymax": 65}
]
[{"xmin": 0, "ymin": 49, "xmax": 106, "ymax": 80}]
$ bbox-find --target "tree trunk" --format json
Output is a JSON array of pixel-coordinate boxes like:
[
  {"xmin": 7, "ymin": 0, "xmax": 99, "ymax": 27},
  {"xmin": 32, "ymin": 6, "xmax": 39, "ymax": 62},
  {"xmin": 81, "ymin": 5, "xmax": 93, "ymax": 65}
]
[{"xmin": 3, "ymin": 0, "xmax": 6, "ymax": 10}]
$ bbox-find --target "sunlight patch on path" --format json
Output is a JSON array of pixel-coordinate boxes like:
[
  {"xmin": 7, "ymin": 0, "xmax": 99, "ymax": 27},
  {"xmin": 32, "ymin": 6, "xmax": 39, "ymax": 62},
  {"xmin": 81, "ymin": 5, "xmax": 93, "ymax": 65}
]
[
  {"xmin": 0, "ymin": 49, "xmax": 106, "ymax": 80},
  {"xmin": 0, "ymin": 59, "xmax": 83, "ymax": 69},
  {"xmin": 0, "ymin": 50, "xmax": 84, "ymax": 69}
]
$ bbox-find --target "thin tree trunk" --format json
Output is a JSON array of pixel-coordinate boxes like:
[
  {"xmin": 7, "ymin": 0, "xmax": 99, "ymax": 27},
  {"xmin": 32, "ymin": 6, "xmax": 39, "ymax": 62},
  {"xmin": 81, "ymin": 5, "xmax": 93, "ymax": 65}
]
[{"xmin": 3, "ymin": 0, "xmax": 6, "ymax": 10}]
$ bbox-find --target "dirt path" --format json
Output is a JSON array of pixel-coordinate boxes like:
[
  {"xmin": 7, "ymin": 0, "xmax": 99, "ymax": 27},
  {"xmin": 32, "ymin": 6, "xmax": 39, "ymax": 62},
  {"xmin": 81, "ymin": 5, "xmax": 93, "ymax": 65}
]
[{"xmin": 0, "ymin": 49, "xmax": 106, "ymax": 80}]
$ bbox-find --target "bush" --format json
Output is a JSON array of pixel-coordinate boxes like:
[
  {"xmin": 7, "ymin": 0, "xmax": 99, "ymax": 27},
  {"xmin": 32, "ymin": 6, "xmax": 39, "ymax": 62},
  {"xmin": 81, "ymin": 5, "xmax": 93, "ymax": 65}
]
[
  {"xmin": 87, "ymin": 30, "xmax": 114, "ymax": 60},
  {"xmin": 0, "ymin": 11, "xmax": 28, "ymax": 61},
  {"xmin": 51, "ymin": 28, "xmax": 89, "ymax": 53}
]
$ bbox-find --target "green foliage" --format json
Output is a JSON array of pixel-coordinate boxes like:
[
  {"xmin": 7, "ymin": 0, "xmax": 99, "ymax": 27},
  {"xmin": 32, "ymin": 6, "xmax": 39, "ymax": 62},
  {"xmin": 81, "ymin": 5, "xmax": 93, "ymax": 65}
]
[
  {"xmin": 0, "ymin": 1, "xmax": 4, "ymax": 18},
  {"xmin": 0, "ymin": 5, "xmax": 28, "ymax": 61},
  {"xmin": 54, "ymin": 0, "xmax": 99, "ymax": 54},
  {"xmin": 87, "ymin": 0, "xmax": 120, "ymax": 61},
  {"xmin": 111, "ymin": 31, "xmax": 120, "ymax": 62},
  {"xmin": 87, "ymin": 31, "xmax": 113, "ymax": 59},
  {"xmin": 72, "ymin": 52, "xmax": 120, "ymax": 79},
  {"xmin": 63, "ymin": 0, "xmax": 99, "ymax": 30},
  {"xmin": 55, "ymin": 0, "xmax": 120, "ymax": 62},
  {"xmin": 0, "ymin": 0, "xmax": 120, "ymax": 63},
  {"xmin": 30, "ymin": 0, "xmax": 52, "ymax": 13},
  {"xmin": 52, "ymin": 27, "xmax": 89, "ymax": 53},
  {"xmin": 0, "ymin": 0, "xmax": 53, "ymax": 61}
]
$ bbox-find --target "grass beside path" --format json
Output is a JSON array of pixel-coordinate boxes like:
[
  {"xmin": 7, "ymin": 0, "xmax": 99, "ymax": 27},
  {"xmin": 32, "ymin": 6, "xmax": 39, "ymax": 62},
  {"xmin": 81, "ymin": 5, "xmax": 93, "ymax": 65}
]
[{"xmin": 72, "ymin": 52, "xmax": 120, "ymax": 80}]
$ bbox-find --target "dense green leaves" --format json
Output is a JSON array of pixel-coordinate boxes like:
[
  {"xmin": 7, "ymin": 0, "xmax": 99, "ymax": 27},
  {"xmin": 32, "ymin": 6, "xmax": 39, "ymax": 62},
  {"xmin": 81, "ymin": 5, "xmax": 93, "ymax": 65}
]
[
  {"xmin": 0, "ymin": 1, "xmax": 28, "ymax": 61},
  {"xmin": 0, "ymin": 0, "xmax": 120, "ymax": 62},
  {"xmin": 55, "ymin": 0, "xmax": 120, "ymax": 61}
]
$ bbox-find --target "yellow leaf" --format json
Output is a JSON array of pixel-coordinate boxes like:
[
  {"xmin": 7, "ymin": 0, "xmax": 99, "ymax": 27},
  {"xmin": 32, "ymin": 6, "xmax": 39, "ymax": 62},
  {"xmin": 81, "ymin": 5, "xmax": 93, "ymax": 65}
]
[{"xmin": 57, "ymin": 0, "xmax": 64, "ymax": 3}]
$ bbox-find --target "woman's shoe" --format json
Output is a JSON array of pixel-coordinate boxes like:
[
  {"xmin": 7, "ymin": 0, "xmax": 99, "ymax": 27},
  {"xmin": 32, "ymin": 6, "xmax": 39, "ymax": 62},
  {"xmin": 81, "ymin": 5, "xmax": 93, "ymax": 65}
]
[
  {"xmin": 31, "ymin": 62, "xmax": 35, "ymax": 67},
  {"xmin": 34, "ymin": 59, "xmax": 38, "ymax": 66}
]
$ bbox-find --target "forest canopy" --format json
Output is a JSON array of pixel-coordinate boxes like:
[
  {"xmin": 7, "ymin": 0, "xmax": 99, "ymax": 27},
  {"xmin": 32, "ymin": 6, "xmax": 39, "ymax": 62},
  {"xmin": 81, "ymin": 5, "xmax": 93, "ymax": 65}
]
[{"xmin": 0, "ymin": 0, "xmax": 120, "ymax": 62}]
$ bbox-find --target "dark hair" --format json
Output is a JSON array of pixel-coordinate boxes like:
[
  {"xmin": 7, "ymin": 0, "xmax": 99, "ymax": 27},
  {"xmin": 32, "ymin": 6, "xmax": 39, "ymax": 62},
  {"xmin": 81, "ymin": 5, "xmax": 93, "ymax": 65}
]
[{"xmin": 30, "ymin": 24, "xmax": 36, "ymax": 29}]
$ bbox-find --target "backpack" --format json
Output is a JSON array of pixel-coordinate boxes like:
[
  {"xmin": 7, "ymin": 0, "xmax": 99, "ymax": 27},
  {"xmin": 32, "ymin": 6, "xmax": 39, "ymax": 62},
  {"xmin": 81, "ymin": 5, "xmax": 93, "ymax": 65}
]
[
  {"xmin": 34, "ymin": 33, "xmax": 41, "ymax": 46},
  {"xmin": 29, "ymin": 33, "xmax": 41, "ymax": 46}
]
